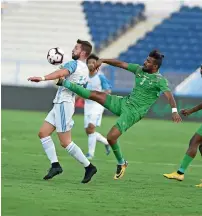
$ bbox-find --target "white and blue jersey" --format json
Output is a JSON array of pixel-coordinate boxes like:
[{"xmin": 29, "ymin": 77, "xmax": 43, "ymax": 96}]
[
  {"xmin": 53, "ymin": 60, "xmax": 89, "ymax": 104},
  {"xmin": 84, "ymin": 71, "xmax": 111, "ymax": 115},
  {"xmin": 45, "ymin": 59, "xmax": 89, "ymax": 133}
]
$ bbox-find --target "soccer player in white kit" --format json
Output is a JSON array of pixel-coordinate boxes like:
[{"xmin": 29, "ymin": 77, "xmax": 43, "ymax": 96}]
[
  {"xmin": 28, "ymin": 40, "xmax": 97, "ymax": 183},
  {"xmin": 84, "ymin": 54, "xmax": 111, "ymax": 160}
]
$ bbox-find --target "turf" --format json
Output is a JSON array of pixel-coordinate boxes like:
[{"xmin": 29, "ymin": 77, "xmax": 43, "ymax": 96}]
[{"xmin": 1, "ymin": 110, "xmax": 202, "ymax": 216}]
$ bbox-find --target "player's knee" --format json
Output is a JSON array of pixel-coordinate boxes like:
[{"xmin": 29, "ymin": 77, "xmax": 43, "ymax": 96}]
[
  {"xmin": 189, "ymin": 136, "xmax": 200, "ymax": 148},
  {"xmin": 38, "ymin": 130, "xmax": 48, "ymax": 139},
  {"xmin": 187, "ymin": 136, "xmax": 200, "ymax": 156},
  {"xmin": 188, "ymin": 136, "xmax": 195, "ymax": 147},
  {"xmin": 86, "ymin": 124, "xmax": 95, "ymax": 134},
  {"xmin": 60, "ymin": 140, "xmax": 72, "ymax": 148},
  {"xmin": 107, "ymin": 133, "xmax": 117, "ymax": 145}
]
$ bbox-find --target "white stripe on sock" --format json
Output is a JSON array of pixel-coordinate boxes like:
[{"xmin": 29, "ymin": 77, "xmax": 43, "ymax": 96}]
[
  {"xmin": 66, "ymin": 142, "xmax": 90, "ymax": 167},
  {"xmin": 95, "ymin": 132, "xmax": 108, "ymax": 145}
]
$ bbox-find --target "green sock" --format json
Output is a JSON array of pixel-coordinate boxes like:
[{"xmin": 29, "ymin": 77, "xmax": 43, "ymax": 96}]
[
  {"xmin": 63, "ymin": 80, "xmax": 91, "ymax": 99},
  {"xmin": 178, "ymin": 154, "xmax": 193, "ymax": 174},
  {"xmin": 111, "ymin": 141, "xmax": 125, "ymax": 165}
]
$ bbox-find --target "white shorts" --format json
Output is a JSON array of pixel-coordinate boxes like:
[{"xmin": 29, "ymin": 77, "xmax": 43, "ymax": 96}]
[
  {"xmin": 84, "ymin": 113, "xmax": 103, "ymax": 128},
  {"xmin": 45, "ymin": 102, "xmax": 75, "ymax": 132}
]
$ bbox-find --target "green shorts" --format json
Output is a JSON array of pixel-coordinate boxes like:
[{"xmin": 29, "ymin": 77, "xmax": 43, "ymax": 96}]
[
  {"xmin": 103, "ymin": 94, "xmax": 142, "ymax": 133},
  {"xmin": 196, "ymin": 124, "xmax": 202, "ymax": 136}
]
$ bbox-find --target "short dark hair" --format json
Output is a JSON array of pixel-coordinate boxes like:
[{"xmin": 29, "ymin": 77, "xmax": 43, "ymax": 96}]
[
  {"xmin": 149, "ymin": 49, "xmax": 164, "ymax": 69},
  {"xmin": 87, "ymin": 53, "xmax": 99, "ymax": 64},
  {"xmin": 77, "ymin": 39, "xmax": 92, "ymax": 57}
]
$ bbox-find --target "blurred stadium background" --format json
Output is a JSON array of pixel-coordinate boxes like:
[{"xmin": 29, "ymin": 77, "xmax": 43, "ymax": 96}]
[
  {"xmin": 1, "ymin": 0, "xmax": 202, "ymax": 121},
  {"xmin": 1, "ymin": 1, "xmax": 202, "ymax": 216}
]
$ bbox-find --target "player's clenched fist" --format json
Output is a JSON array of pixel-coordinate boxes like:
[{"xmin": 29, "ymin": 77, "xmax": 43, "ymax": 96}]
[
  {"xmin": 172, "ymin": 112, "xmax": 182, "ymax": 123},
  {"xmin": 180, "ymin": 109, "xmax": 192, "ymax": 116},
  {"xmin": 28, "ymin": 76, "xmax": 43, "ymax": 82}
]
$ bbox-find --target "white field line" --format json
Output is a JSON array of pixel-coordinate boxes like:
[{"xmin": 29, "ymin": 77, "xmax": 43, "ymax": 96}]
[{"xmin": 1, "ymin": 151, "xmax": 202, "ymax": 168}]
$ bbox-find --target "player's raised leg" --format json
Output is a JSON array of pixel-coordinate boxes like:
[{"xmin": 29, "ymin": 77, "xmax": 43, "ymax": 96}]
[
  {"xmin": 56, "ymin": 80, "xmax": 131, "ymax": 179},
  {"xmin": 55, "ymin": 102, "xmax": 97, "ymax": 183},
  {"xmin": 38, "ymin": 113, "xmax": 63, "ymax": 180},
  {"xmin": 56, "ymin": 79, "xmax": 107, "ymax": 104}
]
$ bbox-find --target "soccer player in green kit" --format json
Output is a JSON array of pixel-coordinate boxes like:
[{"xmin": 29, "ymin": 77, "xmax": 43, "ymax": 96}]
[
  {"xmin": 164, "ymin": 103, "xmax": 202, "ymax": 186},
  {"xmin": 55, "ymin": 50, "xmax": 182, "ymax": 180},
  {"xmin": 164, "ymin": 66, "xmax": 202, "ymax": 187}
]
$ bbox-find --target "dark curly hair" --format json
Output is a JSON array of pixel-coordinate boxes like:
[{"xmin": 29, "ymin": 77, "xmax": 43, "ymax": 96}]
[{"xmin": 149, "ymin": 50, "xmax": 164, "ymax": 69}]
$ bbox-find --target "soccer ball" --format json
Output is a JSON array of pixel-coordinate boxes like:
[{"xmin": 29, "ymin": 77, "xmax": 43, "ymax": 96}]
[{"xmin": 47, "ymin": 47, "xmax": 64, "ymax": 65}]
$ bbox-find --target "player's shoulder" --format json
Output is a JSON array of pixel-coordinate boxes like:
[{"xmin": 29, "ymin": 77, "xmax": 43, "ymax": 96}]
[
  {"xmin": 98, "ymin": 72, "xmax": 111, "ymax": 89},
  {"xmin": 98, "ymin": 71, "xmax": 106, "ymax": 78},
  {"xmin": 60, "ymin": 60, "xmax": 78, "ymax": 74},
  {"xmin": 98, "ymin": 72, "xmax": 108, "ymax": 82},
  {"xmin": 155, "ymin": 73, "xmax": 167, "ymax": 80},
  {"xmin": 156, "ymin": 73, "xmax": 170, "ymax": 87}
]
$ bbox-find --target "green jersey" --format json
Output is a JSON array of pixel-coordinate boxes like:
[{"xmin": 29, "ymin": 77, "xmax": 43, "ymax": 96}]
[{"xmin": 126, "ymin": 63, "xmax": 170, "ymax": 115}]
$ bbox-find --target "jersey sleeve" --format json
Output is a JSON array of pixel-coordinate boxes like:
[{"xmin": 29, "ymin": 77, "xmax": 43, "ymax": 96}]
[
  {"xmin": 63, "ymin": 60, "xmax": 77, "ymax": 74},
  {"xmin": 99, "ymin": 74, "xmax": 111, "ymax": 90},
  {"xmin": 158, "ymin": 78, "xmax": 170, "ymax": 92},
  {"xmin": 127, "ymin": 63, "xmax": 140, "ymax": 74}
]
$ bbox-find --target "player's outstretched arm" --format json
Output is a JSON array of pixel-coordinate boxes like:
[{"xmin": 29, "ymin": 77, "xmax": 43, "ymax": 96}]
[
  {"xmin": 95, "ymin": 59, "xmax": 128, "ymax": 70},
  {"xmin": 181, "ymin": 103, "xmax": 202, "ymax": 116},
  {"xmin": 163, "ymin": 91, "xmax": 182, "ymax": 123},
  {"xmin": 28, "ymin": 69, "xmax": 70, "ymax": 82}
]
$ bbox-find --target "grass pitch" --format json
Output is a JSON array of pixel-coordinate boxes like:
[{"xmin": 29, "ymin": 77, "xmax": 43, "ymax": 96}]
[{"xmin": 2, "ymin": 110, "xmax": 202, "ymax": 216}]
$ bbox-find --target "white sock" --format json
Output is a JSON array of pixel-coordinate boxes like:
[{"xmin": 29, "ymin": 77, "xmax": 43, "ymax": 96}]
[
  {"xmin": 95, "ymin": 132, "xmax": 108, "ymax": 145},
  {"xmin": 66, "ymin": 142, "xmax": 90, "ymax": 167},
  {"xmin": 88, "ymin": 133, "xmax": 97, "ymax": 157},
  {"xmin": 40, "ymin": 136, "xmax": 58, "ymax": 164}
]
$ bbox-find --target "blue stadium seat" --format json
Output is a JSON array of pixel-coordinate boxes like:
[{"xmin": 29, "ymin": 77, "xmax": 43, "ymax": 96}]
[
  {"xmin": 82, "ymin": 1, "xmax": 145, "ymax": 50},
  {"xmin": 118, "ymin": 6, "xmax": 202, "ymax": 74}
]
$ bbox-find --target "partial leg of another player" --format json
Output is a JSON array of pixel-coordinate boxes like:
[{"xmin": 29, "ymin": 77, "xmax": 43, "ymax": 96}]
[
  {"xmin": 85, "ymin": 123, "xmax": 97, "ymax": 159},
  {"xmin": 85, "ymin": 117, "xmax": 110, "ymax": 160},
  {"xmin": 195, "ymin": 144, "xmax": 202, "ymax": 187},
  {"xmin": 195, "ymin": 179, "xmax": 202, "ymax": 187},
  {"xmin": 94, "ymin": 114, "xmax": 111, "ymax": 155},
  {"xmin": 163, "ymin": 131, "xmax": 202, "ymax": 181},
  {"xmin": 199, "ymin": 143, "xmax": 202, "ymax": 156}
]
